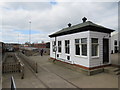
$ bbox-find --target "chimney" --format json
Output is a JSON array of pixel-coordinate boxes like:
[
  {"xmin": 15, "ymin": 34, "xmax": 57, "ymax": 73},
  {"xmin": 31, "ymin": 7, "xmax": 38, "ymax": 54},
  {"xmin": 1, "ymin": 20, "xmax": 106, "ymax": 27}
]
[
  {"xmin": 68, "ymin": 23, "xmax": 72, "ymax": 27},
  {"xmin": 82, "ymin": 17, "xmax": 87, "ymax": 23}
]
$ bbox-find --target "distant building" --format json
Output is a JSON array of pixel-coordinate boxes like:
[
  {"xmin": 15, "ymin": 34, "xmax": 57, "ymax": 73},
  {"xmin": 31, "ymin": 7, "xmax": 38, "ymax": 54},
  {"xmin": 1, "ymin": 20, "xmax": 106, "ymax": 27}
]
[
  {"xmin": 31, "ymin": 42, "xmax": 50, "ymax": 49},
  {"xmin": 32, "ymin": 43, "xmax": 47, "ymax": 48},
  {"xmin": 111, "ymin": 32, "xmax": 120, "ymax": 53},
  {"xmin": 49, "ymin": 17, "xmax": 114, "ymax": 70}
]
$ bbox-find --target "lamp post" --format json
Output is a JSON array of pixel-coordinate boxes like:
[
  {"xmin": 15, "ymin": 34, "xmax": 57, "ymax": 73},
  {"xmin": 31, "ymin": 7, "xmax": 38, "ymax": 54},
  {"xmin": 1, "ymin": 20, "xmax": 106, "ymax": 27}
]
[
  {"xmin": 18, "ymin": 34, "xmax": 19, "ymax": 44},
  {"xmin": 29, "ymin": 21, "xmax": 31, "ymax": 47},
  {"xmin": 18, "ymin": 34, "xmax": 20, "ymax": 52}
]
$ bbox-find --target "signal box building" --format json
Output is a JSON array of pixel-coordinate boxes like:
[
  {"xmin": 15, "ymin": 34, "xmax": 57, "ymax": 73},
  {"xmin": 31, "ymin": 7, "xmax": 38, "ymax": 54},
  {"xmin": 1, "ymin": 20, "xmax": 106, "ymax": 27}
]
[{"xmin": 49, "ymin": 17, "xmax": 114, "ymax": 70}]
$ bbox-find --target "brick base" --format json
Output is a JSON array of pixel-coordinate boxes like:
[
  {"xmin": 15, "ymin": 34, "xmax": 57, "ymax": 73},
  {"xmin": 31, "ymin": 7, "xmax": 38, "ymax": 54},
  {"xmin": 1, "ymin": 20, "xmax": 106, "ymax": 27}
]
[{"xmin": 49, "ymin": 57, "xmax": 111, "ymax": 70}]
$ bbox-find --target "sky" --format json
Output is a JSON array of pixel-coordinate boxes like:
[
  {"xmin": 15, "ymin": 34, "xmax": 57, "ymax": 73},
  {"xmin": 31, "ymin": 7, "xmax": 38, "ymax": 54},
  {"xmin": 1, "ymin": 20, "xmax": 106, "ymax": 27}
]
[{"xmin": 0, "ymin": 0, "xmax": 118, "ymax": 44}]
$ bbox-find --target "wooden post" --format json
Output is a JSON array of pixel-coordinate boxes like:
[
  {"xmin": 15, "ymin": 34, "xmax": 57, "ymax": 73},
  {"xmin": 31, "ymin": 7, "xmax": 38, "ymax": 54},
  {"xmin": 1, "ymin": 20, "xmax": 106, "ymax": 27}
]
[
  {"xmin": 35, "ymin": 62, "xmax": 38, "ymax": 73},
  {"xmin": 21, "ymin": 65, "xmax": 24, "ymax": 79},
  {"xmin": 18, "ymin": 62, "xmax": 20, "ymax": 73}
]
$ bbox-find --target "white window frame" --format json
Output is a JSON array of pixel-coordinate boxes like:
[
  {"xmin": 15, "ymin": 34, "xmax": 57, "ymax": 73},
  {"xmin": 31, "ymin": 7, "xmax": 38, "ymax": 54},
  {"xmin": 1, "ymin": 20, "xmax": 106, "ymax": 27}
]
[
  {"xmin": 52, "ymin": 41, "xmax": 56, "ymax": 53},
  {"xmin": 58, "ymin": 41, "xmax": 62, "ymax": 53},
  {"xmin": 74, "ymin": 38, "xmax": 88, "ymax": 57},
  {"xmin": 65, "ymin": 40, "xmax": 70, "ymax": 54},
  {"xmin": 91, "ymin": 38, "xmax": 99, "ymax": 58}
]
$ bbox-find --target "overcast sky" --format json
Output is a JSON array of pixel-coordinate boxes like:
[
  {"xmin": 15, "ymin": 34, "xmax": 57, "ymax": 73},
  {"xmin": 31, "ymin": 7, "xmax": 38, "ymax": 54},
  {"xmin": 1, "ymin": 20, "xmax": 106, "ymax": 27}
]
[{"xmin": 0, "ymin": 0, "xmax": 118, "ymax": 44}]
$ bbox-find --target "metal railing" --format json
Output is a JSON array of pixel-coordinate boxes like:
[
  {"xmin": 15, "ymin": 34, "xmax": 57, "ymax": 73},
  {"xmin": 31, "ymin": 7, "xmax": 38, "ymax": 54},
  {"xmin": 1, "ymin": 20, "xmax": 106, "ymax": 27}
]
[{"xmin": 11, "ymin": 76, "xmax": 16, "ymax": 90}]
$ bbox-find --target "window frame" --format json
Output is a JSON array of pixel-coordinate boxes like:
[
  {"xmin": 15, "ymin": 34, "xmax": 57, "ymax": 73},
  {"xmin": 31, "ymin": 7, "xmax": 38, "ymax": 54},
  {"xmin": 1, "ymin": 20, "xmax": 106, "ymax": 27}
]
[
  {"xmin": 58, "ymin": 41, "xmax": 62, "ymax": 53},
  {"xmin": 81, "ymin": 38, "xmax": 87, "ymax": 56},
  {"xmin": 52, "ymin": 41, "xmax": 56, "ymax": 53},
  {"xmin": 74, "ymin": 38, "xmax": 88, "ymax": 57},
  {"xmin": 75, "ymin": 39, "xmax": 81, "ymax": 56},
  {"xmin": 65, "ymin": 40, "xmax": 70, "ymax": 54},
  {"xmin": 91, "ymin": 38, "xmax": 99, "ymax": 57}
]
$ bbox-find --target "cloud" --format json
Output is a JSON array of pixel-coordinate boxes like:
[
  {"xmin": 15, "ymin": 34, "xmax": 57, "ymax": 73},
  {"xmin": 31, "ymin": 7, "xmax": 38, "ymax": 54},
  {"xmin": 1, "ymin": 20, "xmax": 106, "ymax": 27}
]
[{"xmin": 0, "ymin": 1, "xmax": 118, "ymax": 43}]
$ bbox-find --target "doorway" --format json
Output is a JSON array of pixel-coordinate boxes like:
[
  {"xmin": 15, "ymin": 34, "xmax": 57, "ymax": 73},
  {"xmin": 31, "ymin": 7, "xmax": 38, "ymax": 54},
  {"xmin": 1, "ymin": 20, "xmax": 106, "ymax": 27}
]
[{"xmin": 103, "ymin": 38, "xmax": 109, "ymax": 64}]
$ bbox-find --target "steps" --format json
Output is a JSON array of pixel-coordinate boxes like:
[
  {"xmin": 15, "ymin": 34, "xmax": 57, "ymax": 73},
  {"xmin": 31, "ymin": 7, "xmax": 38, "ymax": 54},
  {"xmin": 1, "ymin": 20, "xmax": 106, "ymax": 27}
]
[{"xmin": 104, "ymin": 66, "xmax": 120, "ymax": 75}]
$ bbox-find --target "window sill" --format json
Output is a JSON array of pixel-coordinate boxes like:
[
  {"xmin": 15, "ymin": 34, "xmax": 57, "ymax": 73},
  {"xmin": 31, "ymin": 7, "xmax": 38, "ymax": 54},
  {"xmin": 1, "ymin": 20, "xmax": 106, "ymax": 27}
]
[
  {"xmin": 91, "ymin": 56, "xmax": 99, "ymax": 59},
  {"xmin": 65, "ymin": 54, "xmax": 70, "ymax": 56},
  {"xmin": 75, "ymin": 55, "xmax": 88, "ymax": 58},
  {"xmin": 57, "ymin": 53, "xmax": 62, "ymax": 54}
]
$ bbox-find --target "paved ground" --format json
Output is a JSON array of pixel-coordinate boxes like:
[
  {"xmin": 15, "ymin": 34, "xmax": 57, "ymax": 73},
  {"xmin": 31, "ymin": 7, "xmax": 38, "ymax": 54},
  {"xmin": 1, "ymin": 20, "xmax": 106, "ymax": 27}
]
[
  {"xmin": 2, "ymin": 53, "xmax": 119, "ymax": 88},
  {"xmin": 111, "ymin": 53, "xmax": 120, "ymax": 65}
]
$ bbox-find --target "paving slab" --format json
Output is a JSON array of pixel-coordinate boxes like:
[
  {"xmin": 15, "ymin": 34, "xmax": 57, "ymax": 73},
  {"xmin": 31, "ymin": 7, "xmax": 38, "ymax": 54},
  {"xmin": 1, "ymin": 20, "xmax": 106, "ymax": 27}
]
[
  {"xmin": 2, "ymin": 53, "xmax": 119, "ymax": 88},
  {"xmin": 29, "ymin": 55, "xmax": 119, "ymax": 88}
]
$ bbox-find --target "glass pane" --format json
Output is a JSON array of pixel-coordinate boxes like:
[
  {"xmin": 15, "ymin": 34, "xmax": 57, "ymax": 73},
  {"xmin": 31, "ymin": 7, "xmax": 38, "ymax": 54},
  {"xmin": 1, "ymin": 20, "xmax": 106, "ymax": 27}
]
[
  {"xmin": 65, "ymin": 40, "xmax": 67, "ymax": 46},
  {"xmin": 65, "ymin": 47, "xmax": 67, "ymax": 53},
  {"xmin": 58, "ymin": 41, "xmax": 61, "ymax": 46},
  {"xmin": 68, "ymin": 47, "xmax": 70, "ymax": 54},
  {"xmin": 75, "ymin": 39, "xmax": 79, "ymax": 43},
  {"xmin": 92, "ymin": 44, "xmax": 98, "ymax": 56},
  {"xmin": 58, "ymin": 47, "xmax": 61, "ymax": 52},
  {"xmin": 68, "ymin": 40, "xmax": 70, "ymax": 44},
  {"xmin": 81, "ymin": 38, "xmax": 87, "ymax": 43},
  {"xmin": 82, "ymin": 44, "xmax": 87, "ymax": 56},
  {"xmin": 92, "ymin": 38, "xmax": 98, "ymax": 43},
  {"xmin": 114, "ymin": 40, "xmax": 117, "ymax": 45},
  {"xmin": 75, "ymin": 45, "xmax": 80, "ymax": 55}
]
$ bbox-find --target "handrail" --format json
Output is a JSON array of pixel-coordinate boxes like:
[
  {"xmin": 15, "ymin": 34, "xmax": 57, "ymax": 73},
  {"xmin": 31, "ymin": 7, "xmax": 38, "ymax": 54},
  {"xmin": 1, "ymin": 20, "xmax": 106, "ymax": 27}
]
[{"xmin": 11, "ymin": 76, "xmax": 16, "ymax": 90}]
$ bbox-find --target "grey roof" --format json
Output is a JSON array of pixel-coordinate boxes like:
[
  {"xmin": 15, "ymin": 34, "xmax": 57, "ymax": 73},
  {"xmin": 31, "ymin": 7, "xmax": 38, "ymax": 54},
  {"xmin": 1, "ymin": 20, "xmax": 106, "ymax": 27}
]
[{"xmin": 49, "ymin": 21, "xmax": 115, "ymax": 37}]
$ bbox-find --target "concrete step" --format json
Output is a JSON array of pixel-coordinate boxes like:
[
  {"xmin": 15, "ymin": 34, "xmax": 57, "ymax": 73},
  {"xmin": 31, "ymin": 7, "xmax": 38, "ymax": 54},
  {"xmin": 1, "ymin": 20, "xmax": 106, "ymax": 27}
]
[
  {"xmin": 104, "ymin": 66, "xmax": 120, "ymax": 75},
  {"xmin": 115, "ymin": 71, "xmax": 120, "ymax": 75},
  {"xmin": 113, "ymin": 68, "xmax": 120, "ymax": 72}
]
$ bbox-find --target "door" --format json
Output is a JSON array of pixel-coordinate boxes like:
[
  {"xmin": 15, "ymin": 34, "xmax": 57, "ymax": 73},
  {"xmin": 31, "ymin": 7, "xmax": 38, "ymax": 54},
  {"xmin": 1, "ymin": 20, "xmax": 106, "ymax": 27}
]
[{"xmin": 103, "ymin": 38, "xmax": 109, "ymax": 64}]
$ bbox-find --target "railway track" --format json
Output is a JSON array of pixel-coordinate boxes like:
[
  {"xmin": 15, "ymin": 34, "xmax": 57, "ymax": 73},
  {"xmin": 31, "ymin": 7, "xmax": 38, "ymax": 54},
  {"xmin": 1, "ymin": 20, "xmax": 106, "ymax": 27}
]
[
  {"xmin": 18, "ymin": 54, "xmax": 49, "ymax": 88},
  {"xmin": 18, "ymin": 53, "xmax": 82, "ymax": 89}
]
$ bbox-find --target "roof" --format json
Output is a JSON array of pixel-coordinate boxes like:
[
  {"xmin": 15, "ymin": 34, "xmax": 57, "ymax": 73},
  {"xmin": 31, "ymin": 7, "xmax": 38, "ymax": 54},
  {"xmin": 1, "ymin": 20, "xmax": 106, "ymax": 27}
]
[{"xmin": 49, "ymin": 21, "xmax": 115, "ymax": 37}]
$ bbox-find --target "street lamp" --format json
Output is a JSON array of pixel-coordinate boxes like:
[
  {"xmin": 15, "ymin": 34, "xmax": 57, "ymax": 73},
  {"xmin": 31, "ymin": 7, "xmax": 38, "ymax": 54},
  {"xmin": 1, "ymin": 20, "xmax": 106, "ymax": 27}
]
[{"xmin": 29, "ymin": 21, "xmax": 31, "ymax": 47}]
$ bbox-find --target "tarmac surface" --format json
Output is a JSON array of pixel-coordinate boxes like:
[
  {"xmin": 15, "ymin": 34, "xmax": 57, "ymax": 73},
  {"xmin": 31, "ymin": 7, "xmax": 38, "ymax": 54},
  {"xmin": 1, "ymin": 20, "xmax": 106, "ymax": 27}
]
[{"xmin": 2, "ymin": 53, "xmax": 119, "ymax": 88}]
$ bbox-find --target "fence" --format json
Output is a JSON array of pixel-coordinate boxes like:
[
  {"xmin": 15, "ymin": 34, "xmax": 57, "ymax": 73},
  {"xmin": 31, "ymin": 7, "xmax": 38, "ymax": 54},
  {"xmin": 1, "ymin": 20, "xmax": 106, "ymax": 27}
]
[
  {"xmin": 2, "ymin": 62, "xmax": 19, "ymax": 73},
  {"xmin": 2, "ymin": 53, "xmax": 25, "ymax": 79},
  {"xmin": 18, "ymin": 52, "xmax": 38, "ymax": 73}
]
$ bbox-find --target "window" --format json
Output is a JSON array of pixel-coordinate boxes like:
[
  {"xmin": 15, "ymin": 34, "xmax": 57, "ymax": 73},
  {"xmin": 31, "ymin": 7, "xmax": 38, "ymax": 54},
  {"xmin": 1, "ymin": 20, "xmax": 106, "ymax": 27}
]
[
  {"xmin": 75, "ymin": 39, "xmax": 80, "ymax": 55},
  {"xmin": 114, "ymin": 40, "xmax": 117, "ymax": 45},
  {"xmin": 65, "ymin": 40, "xmax": 70, "ymax": 54},
  {"xmin": 57, "ymin": 54, "xmax": 59, "ymax": 57},
  {"xmin": 52, "ymin": 41, "xmax": 56, "ymax": 52},
  {"xmin": 58, "ymin": 41, "xmax": 62, "ymax": 53},
  {"xmin": 67, "ymin": 56, "xmax": 70, "ymax": 60},
  {"xmin": 91, "ymin": 38, "xmax": 99, "ymax": 56},
  {"xmin": 81, "ymin": 38, "xmax": 87, "ymax": 56}
]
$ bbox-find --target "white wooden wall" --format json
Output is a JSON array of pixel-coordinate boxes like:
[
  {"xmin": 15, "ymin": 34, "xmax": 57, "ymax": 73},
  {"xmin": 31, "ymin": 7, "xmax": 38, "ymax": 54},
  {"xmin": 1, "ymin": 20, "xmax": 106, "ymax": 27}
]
[{"xmin": 50, "ymin": 31, "xmax": 111, "ymax": 68}]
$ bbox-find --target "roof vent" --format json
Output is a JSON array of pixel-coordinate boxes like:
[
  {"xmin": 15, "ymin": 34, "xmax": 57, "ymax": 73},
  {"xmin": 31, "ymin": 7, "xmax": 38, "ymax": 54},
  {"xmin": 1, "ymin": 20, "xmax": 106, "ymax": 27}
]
[
  {"xmin": 82, "ymin": 17, "xmax": 87, "ymax": 23},
  {"xmin": 68, "ymin": 23, "xmax": 72, "ymax": 27}
]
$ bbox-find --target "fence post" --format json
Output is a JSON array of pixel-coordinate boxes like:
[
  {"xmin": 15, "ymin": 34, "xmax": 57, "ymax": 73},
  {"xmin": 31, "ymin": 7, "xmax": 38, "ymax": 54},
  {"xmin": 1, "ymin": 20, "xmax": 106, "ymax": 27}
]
[
  {"xmin": 21, "ymin": 65, "xmax": 24, "ymax": 79},
  {"xmin": 35, "ymin": 62, "xmax": 38, "ymax": 73}
]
